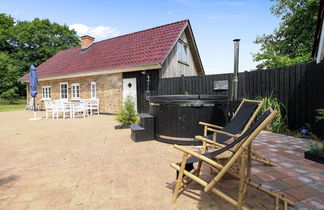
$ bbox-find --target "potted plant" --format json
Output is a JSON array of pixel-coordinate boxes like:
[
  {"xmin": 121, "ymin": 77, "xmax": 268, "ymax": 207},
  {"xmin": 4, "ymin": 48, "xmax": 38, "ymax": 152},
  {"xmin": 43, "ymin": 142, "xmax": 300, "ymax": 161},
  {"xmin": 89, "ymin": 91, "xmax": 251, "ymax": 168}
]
[
  {"xmin": 257, "ymin": 93, "xmax": 287, "ymax": 133},
  {"xmin": 115, "ymin": 96, "xmax": 139, "ymax": 129},
  {"xmin": 304, "ymin": 141, "xmax": 324, "ymax": 164}
]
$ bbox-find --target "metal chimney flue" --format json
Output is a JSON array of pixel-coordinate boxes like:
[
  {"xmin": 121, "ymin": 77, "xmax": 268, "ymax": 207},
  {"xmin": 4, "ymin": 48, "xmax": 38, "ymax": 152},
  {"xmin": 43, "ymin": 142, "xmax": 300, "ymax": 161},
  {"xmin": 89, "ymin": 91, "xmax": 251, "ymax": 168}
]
[{"xmin": 232, "ymin": 39, "xmax": 240, "ymax": 101}]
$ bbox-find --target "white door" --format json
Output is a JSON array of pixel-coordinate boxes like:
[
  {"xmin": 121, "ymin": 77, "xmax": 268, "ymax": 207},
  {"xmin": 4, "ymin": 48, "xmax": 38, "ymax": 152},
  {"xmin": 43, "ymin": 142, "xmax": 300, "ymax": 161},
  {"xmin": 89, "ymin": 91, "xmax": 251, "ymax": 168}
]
[{"xmin": 123, "ymin": 78, "xmax": 137, "ymax": 110}]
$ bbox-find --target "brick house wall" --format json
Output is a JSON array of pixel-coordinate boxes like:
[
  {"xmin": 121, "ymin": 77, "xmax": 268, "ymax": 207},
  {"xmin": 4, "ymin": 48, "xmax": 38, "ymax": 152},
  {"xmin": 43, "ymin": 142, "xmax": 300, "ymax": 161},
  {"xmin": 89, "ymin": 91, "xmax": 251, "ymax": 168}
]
[{"xmin": 27, "ymin": 73, "xmax": 123, "ymax": 114}]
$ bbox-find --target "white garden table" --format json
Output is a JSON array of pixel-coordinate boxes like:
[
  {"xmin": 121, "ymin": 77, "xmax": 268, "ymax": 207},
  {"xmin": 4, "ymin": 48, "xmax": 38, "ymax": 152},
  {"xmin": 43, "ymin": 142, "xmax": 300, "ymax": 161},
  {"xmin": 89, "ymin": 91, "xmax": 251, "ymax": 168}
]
[{"xmin": 64, "ymin": 102, "xmax": 82, "ymax": 118}]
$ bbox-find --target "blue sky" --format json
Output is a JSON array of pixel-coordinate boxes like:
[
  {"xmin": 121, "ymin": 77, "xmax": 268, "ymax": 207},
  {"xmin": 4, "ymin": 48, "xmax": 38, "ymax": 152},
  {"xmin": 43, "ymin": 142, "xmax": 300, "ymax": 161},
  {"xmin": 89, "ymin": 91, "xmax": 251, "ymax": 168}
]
[{"xmin": 0, "ymin": 0, "xmax": 279, "ymax": 74}]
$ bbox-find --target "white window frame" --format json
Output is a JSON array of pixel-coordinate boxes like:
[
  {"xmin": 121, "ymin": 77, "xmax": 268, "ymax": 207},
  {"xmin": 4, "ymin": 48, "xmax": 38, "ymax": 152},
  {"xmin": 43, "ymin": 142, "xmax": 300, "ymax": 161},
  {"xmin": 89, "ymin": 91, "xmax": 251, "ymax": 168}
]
[
  {"xmin": 91, "ymin": 82, "xmax": 96, "ymax": 99},
  {"xmin": 42, "ymin": 86, "xmax": 52, "ymax": 100},
  {"xmin": 60, "ymin": 82, "xmax": 68, "ymax": 100},
  {"xmin": 71, "ymin": 83, "xmax": 80, "ymax": 99},
  {"xmin": 177, "ymin": 40, "xmax": 188, "ymax": 64}
]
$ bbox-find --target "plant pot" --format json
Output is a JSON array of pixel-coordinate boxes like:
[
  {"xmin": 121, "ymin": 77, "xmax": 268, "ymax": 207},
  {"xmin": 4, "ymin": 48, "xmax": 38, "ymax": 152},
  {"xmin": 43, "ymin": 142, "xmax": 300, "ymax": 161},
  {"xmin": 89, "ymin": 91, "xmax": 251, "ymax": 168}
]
[
  {"xmin": 300, "ymin": 129, "xmax": 309, "ymax": 135},
  {"xmin": 114, "ymin": 125, "xmax": 130, "ymax": 129},
  {"xmin": 304, "ymin": 151, "xmax": 324, "ymax": 164}
]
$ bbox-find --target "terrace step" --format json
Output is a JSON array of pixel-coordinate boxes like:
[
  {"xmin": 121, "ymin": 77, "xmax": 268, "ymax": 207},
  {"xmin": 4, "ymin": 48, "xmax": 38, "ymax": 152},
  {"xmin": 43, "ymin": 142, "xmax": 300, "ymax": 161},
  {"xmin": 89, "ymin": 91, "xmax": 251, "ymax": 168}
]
[
  {"xmin": 130, "ymin": 124, "xmax": 144, "ymax": 131},
  {"xmin": 130, "ymin": 113, "xmax": 155, "ymax": 142}
]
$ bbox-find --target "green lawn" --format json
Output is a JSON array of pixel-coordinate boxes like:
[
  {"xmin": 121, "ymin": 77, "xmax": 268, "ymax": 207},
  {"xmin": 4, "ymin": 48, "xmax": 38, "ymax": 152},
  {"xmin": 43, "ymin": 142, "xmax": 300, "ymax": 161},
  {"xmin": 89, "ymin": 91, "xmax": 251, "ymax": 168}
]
[{"xmin": 0, "ymin": 98, "xmax": 26, "ymax": 112}]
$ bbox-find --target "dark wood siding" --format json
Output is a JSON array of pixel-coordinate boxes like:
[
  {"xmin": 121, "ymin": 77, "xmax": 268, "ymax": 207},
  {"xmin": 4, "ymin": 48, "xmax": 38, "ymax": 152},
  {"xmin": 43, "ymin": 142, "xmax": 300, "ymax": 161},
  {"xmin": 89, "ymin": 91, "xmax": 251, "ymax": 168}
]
[{"xmin": 123, "ymin": 69, "xmax": 160, "ymax": 113}]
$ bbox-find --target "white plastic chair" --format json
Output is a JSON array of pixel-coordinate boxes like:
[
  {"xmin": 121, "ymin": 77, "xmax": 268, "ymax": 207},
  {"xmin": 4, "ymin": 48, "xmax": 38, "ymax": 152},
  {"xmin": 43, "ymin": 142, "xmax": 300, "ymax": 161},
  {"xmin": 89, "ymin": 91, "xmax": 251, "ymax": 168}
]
[
  {"xmin": 55, "ymin": 101, "xmax": 71, "ymax": 119},
  {"xmin": 88, "ymin": 99, "xmax": 100, "ymax": 115},
  {"xmin": 72, "ymin": 102, "xmax": 87, "ymax": 118},
  {"xmin": 25, "ymin": 98, "xmax": 39, "ymax": 111},
  {"xmin": 44, "ymin": 100, "xmax": 56, "ymax": 119}
]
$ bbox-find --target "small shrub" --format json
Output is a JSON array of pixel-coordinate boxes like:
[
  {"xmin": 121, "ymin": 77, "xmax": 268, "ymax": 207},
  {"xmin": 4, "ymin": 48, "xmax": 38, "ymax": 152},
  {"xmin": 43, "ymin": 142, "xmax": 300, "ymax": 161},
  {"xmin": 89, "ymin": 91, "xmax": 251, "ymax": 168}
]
[
  {"xmin": 257, "ymin": 92, "xmax": 287, "ymax": 133},
  {"xmin": 309, "ymin": 142, "xmax": 323, "ymax": 155},
  {"xmin": 316, "ymin": 108, "xmax": 324, "ymax": 121},
  {"xmin": 116, "ymin": 96, "xmax": 139, "ymax": 126}
]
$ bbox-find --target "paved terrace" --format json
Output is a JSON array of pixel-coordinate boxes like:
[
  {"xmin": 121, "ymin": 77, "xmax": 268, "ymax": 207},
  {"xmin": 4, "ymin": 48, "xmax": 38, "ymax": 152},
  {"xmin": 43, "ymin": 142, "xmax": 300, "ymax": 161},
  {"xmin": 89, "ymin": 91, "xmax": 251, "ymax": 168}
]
[{"xmin": 0, "ymin": 111, "xmax": 323, "ymax": 209}]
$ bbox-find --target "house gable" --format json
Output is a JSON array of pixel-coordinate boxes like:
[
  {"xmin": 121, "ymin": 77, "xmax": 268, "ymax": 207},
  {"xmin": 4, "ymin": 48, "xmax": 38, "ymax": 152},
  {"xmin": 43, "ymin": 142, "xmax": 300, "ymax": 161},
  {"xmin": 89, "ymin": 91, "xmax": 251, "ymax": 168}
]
[{"xmin": 161, "ymin": 22, "xmax": 204, "ymax": 78}]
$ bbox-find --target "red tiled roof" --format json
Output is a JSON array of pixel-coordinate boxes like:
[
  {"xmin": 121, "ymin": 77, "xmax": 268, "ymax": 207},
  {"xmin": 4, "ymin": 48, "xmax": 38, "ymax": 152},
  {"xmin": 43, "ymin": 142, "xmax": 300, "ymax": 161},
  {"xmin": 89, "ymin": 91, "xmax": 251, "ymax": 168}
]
[{"xmin": 21, "ymin": 20, "xmax": 189, "ymax": 80}]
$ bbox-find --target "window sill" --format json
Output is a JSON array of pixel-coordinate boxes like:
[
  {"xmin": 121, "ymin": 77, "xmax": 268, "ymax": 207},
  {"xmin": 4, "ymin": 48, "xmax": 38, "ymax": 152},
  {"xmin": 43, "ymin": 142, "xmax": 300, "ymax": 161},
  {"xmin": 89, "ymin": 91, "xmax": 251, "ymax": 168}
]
[
  {"xmin": 178, "ymin": 60, "xmax": 189, "ymax": 66},
  {"xmin": 41, "ymin": 98, "xmax": 52, "ymax": 101}
]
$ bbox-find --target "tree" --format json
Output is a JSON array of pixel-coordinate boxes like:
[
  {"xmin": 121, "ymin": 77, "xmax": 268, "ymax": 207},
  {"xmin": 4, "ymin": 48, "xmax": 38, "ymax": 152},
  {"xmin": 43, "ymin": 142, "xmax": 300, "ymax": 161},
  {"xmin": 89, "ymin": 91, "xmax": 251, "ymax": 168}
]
[
  {"xmin": 253, "ymin": 0, "xmax": 320, "ymax": 69},
  {"xmin": 0, "ymin": 13, "xmax": 80, "ymax": 99},
  {"xmin": 116, "ymin": 96, "xmax": 139, "ymax": 126},
  {"xmin": 0, "ymin": 52, "xmax": 19, "ymax": 100},
  {"xmin": 0, "ymin": 14, "xmax": 15, "ymax": 53},
  {"xmin": 10, "ymin": 18, "xmax": 80, "ymax": 76}
]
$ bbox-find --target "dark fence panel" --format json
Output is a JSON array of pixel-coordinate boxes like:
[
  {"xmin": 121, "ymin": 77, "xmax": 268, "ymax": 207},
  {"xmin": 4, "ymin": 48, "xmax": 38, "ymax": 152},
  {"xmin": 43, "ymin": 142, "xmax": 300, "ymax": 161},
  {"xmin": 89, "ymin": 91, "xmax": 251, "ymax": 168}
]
[
  {"xmin": 155, "ymin": 61, "xmax": 324, "ymax": 139},
  {"xmin": 157, "ymin": 74, "xmax": 232, "ymax": 96}
]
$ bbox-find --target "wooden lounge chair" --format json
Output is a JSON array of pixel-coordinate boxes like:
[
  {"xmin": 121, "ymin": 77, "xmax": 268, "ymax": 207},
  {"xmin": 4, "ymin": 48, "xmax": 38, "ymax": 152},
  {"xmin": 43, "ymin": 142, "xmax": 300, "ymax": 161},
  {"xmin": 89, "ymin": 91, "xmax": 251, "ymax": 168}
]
[
  {"xmin": 171, "ymin": 109, "xmax": 294, "ymax": 210},
  {"xmin": 198, "ymin": 99, "xmax": 275, "ymax": 166}
]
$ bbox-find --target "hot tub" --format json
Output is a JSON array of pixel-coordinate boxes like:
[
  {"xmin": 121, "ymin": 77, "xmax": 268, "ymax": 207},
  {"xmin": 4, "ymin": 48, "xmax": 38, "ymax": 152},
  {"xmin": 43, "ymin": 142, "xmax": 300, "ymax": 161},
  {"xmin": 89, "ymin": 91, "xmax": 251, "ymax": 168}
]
[{"xmin": 149, "ymin": 95, "xmax": 229, "ymax": 145}]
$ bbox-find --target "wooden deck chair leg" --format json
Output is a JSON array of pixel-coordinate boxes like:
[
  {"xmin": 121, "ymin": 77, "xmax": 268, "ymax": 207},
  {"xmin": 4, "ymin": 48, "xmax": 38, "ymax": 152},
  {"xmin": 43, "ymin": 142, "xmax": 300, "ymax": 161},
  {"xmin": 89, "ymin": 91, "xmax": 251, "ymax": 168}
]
[
  {"xmin": 197, "ymin": 142, "xmax": 208, "ymax": 176},
  {"xmin": 284, "ymin": 200, "xmax": 288, "ymax": 210},
  {"xmin": 237, "ymin": 157, "xmax": 246, "ymax": 210},
  {"xmin": 171, "ymin": 163, "xmax": 249, "ymax": 210},
  {"xmin": 224, "ymin": 166, "xmax": 295, "ymax": 208},
  {"xmin": 251, "ymin": 149, "xmax": 276, "ymax": 166},
  {"xmin": 275, "ymin": 196, "xmax": 279, "ymax": 210},
  {"xmin": 247, "ymin": 144, "xmax": 252, "ymax": 180},
  {"xmin": 172, "ymin": 153, "xmax": 188, "ymax": 204}
]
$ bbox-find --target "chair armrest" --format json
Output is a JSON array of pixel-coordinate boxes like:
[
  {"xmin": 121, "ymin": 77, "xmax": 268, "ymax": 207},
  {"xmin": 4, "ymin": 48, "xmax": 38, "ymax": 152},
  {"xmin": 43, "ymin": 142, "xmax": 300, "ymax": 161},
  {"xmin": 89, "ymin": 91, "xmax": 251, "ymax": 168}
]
[
  {"xmin": 195, "ymin": 135, "xmax": 226, "ymax": 148},
  {"xmin": 206, "ymin": 128, "xmax": 239, "ymax": 138},
  {"xmin": 199, "ymin": 122, "xmax": 223, "ymax": 129},
  {"xmin": 173, "ymin": 145, "xmax": 223, "ymax": 170}
]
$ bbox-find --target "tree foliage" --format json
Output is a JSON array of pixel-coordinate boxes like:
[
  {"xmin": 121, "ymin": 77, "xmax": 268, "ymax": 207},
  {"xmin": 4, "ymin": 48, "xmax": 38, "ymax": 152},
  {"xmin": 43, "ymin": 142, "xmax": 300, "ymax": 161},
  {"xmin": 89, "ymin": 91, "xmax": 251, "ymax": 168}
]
[
  {"xmin": 253, "ymin": 0, "xmax": 320, "ymax": 69},
  {"xmin": 0, "ymin": 13, "xmax": 80, "ymax": 99},
  {"xmin": 0, "ymin": 52, "xmax": 19, "ymax": 99}
]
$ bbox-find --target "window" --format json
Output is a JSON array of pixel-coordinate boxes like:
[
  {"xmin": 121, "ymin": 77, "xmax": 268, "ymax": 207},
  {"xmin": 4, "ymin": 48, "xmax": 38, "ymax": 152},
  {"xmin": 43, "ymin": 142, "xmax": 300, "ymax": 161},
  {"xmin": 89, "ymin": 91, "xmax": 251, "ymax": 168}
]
[
  {"xmin": 60, "ymin": 83, "xmax": 68, "ymax": 99},
  {"xmin": 71, "ymin": 83, "xmax": 80, "ymax": 99},
  {"xmin": 177, "ymin": 41, "xmax": 188, "ymax": 63},
  {"xmin": 91, "ymin": 82, "xmax": 96, "ymax": 98},
  {"xmin": 42, "ymin": 86, "xmax": 51, "ymax": 99}
]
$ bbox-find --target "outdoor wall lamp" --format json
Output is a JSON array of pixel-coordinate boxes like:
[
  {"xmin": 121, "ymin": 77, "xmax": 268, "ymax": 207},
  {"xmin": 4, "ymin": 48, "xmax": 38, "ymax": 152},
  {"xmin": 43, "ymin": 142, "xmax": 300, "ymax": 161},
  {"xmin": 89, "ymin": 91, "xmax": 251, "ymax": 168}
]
[{"xmin": 142, "ymin": 71, "xmax": 150, "ymax": 100}]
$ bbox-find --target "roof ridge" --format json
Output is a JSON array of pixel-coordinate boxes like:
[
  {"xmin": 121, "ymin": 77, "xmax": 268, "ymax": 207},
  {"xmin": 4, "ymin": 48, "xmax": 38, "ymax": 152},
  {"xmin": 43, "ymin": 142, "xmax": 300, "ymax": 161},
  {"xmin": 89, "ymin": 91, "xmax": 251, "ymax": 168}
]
[{"xmin": 93, "ymin": 19, "xmax": 188, "ymax": 45}]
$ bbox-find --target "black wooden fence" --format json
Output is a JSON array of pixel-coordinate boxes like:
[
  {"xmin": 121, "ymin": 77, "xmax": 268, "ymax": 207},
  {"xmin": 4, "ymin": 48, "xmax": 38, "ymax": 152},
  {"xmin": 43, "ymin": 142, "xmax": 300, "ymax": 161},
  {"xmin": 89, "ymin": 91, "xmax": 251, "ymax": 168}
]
[{"xmin": 155, "ymin": 61, "xmax": 324, "ymax": 139}]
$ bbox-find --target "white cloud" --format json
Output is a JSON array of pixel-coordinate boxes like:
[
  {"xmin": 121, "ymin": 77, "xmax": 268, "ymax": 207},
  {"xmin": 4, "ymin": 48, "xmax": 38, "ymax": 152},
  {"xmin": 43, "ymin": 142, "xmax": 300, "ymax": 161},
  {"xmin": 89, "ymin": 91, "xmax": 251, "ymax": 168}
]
[{"xmin": 69, "ymin": 23, "xmax": 120, "ymax": 40}]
